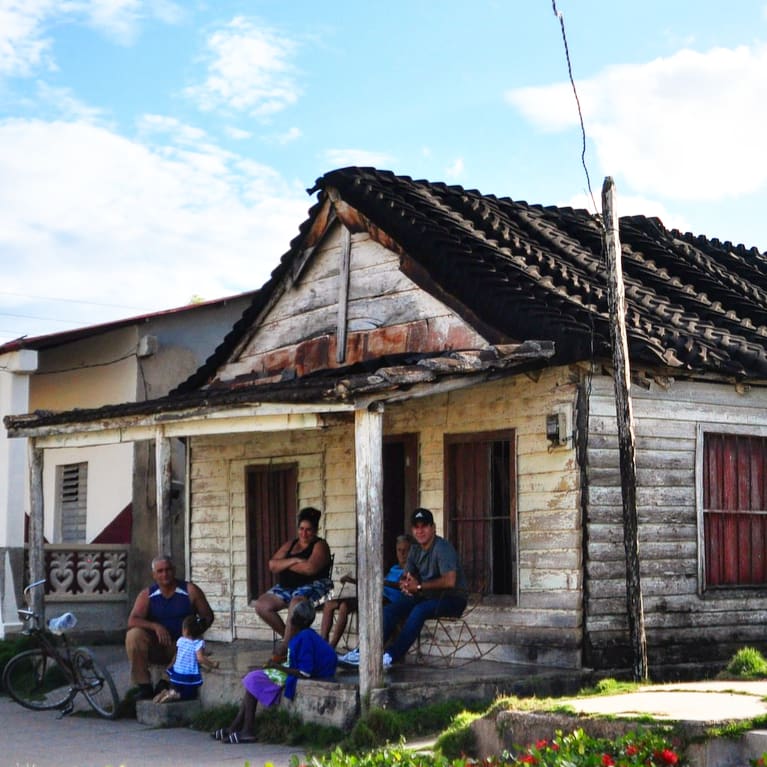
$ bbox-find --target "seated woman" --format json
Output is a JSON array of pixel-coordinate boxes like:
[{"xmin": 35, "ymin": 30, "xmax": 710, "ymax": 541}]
[
  {"xmin": 254, "ymin": 506, "xmax": 332, "ymax": 661},
  {"xmin": 213, "ymin": 600, "xmax": 337, "ymax": 744},
  {"xmin": 322, "ymin": 534, "xmax": 413, "ymax": 651}
]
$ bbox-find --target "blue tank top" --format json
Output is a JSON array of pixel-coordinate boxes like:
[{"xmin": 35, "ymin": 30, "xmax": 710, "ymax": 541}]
[{"xmin": 147, "ymin": 580, "xmax": 192, "ymax": 641}]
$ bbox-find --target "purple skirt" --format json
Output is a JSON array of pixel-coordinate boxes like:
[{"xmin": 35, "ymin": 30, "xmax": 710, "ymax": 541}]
[{"xmin": 242, "ymin": 669, "xmax": 283, "ymax": 707}]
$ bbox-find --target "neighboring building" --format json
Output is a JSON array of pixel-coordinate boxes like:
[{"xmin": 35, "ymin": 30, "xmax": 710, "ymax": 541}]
[
  {"xmin": 6, "ymin": 167, "xmax": 767, "ymax": 694},
  {"xmin": 0, "ymin": 292, "xmax": 257, "ymax": 636}
]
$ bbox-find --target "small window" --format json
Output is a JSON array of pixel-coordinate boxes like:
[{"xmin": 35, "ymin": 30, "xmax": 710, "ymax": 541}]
[
  {"xmin": 445, "ymin": 430, "xmax": 516, "ymax": 598},
  {"xmin": 703, "ymin": 432, "xmax": 767, "ymax": 588},
  {"xmin": 56, "ymin": 463, "xmax": 88, "ymax": 543}
]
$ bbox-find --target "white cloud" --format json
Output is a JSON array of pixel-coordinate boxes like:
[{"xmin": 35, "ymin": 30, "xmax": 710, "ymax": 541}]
[
  {"xmin": 0, "ymin": 0, "xmax": 58, "ymax": 76},
  {"xmin": 275, "ymin": 126, "xmax": 301, "ymax": 145},
  {"xmin": 0, "ymin": 118, "xmax": 310, "ymax": 332},
  {"xmin": 36, "ymin": 82, "xmax": 107, "ymax": 123},
  {"xmin": 506, "ymin": 43, "xmax": 767, "ymax": 201},
  {"xmin": 322, "ymin": 148, "xmax": 395, "ymax": 169},
  {"xmin": 445, "ymin": 157, "xmax": 464, "ymax": 179},
  {"xmin": 226, "ymin": 125, "xmax": 252, "ymax": 140},
  {"xmin": 186, "ymin": 17, "xmax": 300, "ymax": 117},
  {"xmin": 565, "ymin": 191, "xmax": 689, "ymax": 234},
  {"xmin": 0, "ymin": 0, "xmax": 181, "ymax": 77}
]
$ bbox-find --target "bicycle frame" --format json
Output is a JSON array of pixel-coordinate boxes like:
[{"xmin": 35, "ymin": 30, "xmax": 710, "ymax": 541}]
[{"xmin": 7, "ymin": 579, "xmax": 120, "ymax": 718}]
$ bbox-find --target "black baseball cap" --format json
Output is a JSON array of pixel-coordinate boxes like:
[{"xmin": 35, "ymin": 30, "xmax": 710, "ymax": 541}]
[{"xmin": 411, "ymin": 508, "xmax": 434, "ymax": 526}]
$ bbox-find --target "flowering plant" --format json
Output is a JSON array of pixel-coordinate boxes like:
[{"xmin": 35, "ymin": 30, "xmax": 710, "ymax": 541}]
[
  {"xmin": 502, "ymin": 728, "xmax": 684, "ymax": 767},
  {"xmin": 297, "ymin": 727, "xmax": 686, "ymax": 767}
]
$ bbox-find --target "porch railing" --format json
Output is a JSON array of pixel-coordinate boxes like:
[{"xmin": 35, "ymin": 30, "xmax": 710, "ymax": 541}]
[{"xmin": 26, "ymin": 544, "xmax": 130, "ymax": 602}]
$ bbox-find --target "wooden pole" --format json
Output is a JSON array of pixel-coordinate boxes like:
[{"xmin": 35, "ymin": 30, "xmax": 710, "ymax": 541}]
[
  {"xmin": 354, "ymin": 403, "xmax": 384, "ymax": 706},
  {"xmin": 27, "ymin": 439, "xmax": 45, "ymax": 620},
  {"xmin": 602, "ymin": 176, "xmax": 648, "ymax": 682},
  {"xmin": 155, "ymin": 428, "xmax": 172, "ymax": 556}
]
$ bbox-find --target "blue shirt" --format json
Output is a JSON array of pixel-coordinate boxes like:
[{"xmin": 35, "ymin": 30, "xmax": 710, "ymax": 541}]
[
  {"xmin": 147, "ymin": 580, "xmax": 192, "ymax": 641},
  {"xmin": 383, "ymin": 563, "xmax": 407, "ymax": 604},
  {"xmin": 284, "ymin": 628, "xmax": 337, "ymax": 699}
]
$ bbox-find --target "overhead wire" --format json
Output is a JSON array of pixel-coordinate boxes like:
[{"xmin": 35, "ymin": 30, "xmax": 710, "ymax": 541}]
[{"xmin": 551, "ymin": 0, "xmax": 601, "ymax": 224}]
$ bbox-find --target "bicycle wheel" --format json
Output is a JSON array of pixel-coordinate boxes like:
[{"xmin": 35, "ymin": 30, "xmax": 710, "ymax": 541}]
[
  {"xmin": 72, "ymin": 649, "xmax": 120, "ymax": 719},
  {"xmin": 2, "ymin": 648, "xmax": 74, "ymax": 711}
]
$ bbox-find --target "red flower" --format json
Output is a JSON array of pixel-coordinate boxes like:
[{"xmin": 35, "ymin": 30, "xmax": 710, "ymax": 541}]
[
  {"xmin": 625, "ymin": 744, "xmax": 639, "ymax": 756},
  {"xmin": 551, "ymin": 743, "xmax": 560, "ymax": 751},
  {"xmin": 653, "ymin": 749, "xmax": 679, "ymax": 765},
  {"xmin": 601, "ymin": 754, "xmax": 615, "ymax": 766},
  {"xmin": 517, "ymin": 756, "xmax": 537, "ymax": 765},
  {"xmin": 535, "ymin": 740, "xmax": 548, "ymax": 750}
]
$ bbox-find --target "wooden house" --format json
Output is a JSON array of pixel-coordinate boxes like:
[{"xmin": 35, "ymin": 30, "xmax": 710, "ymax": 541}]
[{"xmin": 6, "ymin": 167, "xmax": 767, "ymax": 694}]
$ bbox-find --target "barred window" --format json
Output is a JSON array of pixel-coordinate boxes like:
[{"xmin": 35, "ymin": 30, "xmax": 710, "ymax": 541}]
[
  {"xmin": 703, "ymin": 432, "xmax": 767, "ymax": 588},
  {"xmin": 445, "ymin": 431, "xmax": 516, "ymax": 598}
]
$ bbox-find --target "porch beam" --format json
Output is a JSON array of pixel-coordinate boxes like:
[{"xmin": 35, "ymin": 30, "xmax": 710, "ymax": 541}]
[
  {"xmin": 22, "ymin": 410, "xmax": 342, "ymax": 449},
  {"xmin": 27, "ymin": 439, "xmax": 45, "ymax": 620},
  {"xmin": 354, "ymin": 403, "xmax": 385, "ymax": 705},
  {"xmin": 155, "ymin": 429, "xmax": 173, "ymax": 556}
]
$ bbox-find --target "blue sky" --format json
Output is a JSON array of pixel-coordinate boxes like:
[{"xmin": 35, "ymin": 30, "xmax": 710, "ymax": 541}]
[{"xmin": 2, "ymin": 1, "xmax": 767, "ymax": 343}]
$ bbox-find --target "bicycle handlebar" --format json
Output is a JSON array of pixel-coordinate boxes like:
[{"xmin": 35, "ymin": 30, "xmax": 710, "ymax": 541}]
[{"xmin": 24, "ymin": 578, "xmax": 46, "ymax": 596}]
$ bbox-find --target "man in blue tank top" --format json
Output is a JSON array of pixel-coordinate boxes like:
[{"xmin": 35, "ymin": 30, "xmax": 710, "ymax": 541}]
[{"xmin": 125, "ymin": 555, "xmax": 214, "ymax": 700}]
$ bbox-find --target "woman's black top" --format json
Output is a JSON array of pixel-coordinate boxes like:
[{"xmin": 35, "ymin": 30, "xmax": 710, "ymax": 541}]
[{"xmin": 279, "ymin": 537, "xmax": 331, "ymax": 589}]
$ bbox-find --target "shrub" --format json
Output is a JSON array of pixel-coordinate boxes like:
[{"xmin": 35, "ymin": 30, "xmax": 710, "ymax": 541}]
[
  {"xmin": 721, "ymin": 647, "xmax": 767, "ymax": 679},
  {"xmin": 434, "ymin": 710, "xmax": 481, "ymax": 758}
]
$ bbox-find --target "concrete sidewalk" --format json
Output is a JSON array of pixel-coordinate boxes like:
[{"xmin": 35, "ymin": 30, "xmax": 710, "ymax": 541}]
[
  {"xmin": 0, "ymin": 695, "xmax": 304, "ymax": 767},
  {"xmin": 560, "ymin": 679, "xmax": 767, "ymax": 721}
]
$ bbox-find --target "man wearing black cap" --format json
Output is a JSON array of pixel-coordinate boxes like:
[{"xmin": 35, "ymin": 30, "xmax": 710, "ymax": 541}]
[{"xmin": 379, "ymin": 507, "xmax": 468, "ymax": 667}]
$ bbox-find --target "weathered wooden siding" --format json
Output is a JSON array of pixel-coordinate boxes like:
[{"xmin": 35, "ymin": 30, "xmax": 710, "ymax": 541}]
[
  {"xmin": 584, "ymin": 374, "xmax": 767, "ymax": 672},
  {"xmin": 190, "ymin": 366, "xmax": 584, "ymax": 669},
  {"xmin": 217, "ymin": 225, "xmax": 490, "ymax": 382}
]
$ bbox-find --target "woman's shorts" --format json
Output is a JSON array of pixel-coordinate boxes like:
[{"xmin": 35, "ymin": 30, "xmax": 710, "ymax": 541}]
[{"xmin": 268, "ymin": 578, "xmax": 333, "ymax": 605}]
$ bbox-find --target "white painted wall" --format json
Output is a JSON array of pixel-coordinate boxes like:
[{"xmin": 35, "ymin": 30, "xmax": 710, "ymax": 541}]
[{"xmin": 42, "ymin": 443, "xmax": 133, "ymax": 542}]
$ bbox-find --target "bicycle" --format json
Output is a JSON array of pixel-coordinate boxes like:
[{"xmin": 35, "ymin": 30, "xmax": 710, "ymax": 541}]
[{"xmin": 2, "ymin": 579, "xmax": 120, "ymax": 719}]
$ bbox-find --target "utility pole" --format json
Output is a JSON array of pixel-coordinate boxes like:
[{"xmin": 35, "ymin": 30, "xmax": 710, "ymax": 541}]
[{"xmin": 602, "ymin": 176, "xmax": 648, "ymax": 682}]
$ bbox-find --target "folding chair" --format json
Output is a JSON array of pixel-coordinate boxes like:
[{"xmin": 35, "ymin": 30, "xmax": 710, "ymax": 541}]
[{"xmin": 415, "ymin": 585, "xmax": 494, "ymax": 668}]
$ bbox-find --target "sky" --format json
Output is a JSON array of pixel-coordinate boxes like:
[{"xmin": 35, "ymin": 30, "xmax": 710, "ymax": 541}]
[{"xmin": 2, "ymin": 1, "xmax": 767, "ymax": 344}]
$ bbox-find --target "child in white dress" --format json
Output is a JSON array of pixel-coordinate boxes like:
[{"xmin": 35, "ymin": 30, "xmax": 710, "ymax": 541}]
[{"xmin": 154, "ymin": 614, "xmax": 219, "ymax": 703}]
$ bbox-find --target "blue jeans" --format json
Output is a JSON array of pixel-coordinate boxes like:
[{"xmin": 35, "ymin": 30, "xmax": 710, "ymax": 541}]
[{"xmin": 383, "ymin": 594, "xmax": 467, "ymax": 661}]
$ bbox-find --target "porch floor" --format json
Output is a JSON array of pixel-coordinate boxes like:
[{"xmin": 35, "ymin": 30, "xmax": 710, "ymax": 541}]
[
  {"xmin": 197, "ymin": 639, "xmax": 590, "ymax": 722},
  {"xmin": 96, "ymin": 638, "xmax": 591, "ymax": 729}
]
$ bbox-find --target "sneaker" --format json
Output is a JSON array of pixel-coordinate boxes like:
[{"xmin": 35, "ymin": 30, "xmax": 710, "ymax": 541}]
[
  {"xmin": 338, "ymin": 648, "xmax": 360, "ymax": 665},
  {"xmin": 382, "ymin": 652, "xmax": 393, "ymax": 669}
]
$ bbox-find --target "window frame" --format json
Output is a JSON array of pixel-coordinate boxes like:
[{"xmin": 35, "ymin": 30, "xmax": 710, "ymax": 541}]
[
  {"xmin": 696, "ymin": 423, "xmax": 767, "ymax": 595},
  {"xmin": 245, "ymin": 462, "xmax": 299, "ymax": 602},
  {"xmin": 443, "ymin": 429, "xmax": 518, "ymax": 603},
  {"xmin": 55, "ymin": 462, "xmax": 88, "ymax": 543}
]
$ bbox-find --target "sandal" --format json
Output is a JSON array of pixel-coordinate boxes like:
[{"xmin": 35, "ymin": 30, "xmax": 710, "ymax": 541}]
[
  {"xmin": 223, "ymin": 731, "xmax": 258, "ymax": 744},
  {"xmin": 161, "ymin": 689, "xmax": 181, "ymax": 703},
  {"xmin": 210, "ymin": 727, "xmax": 230, "ymax": 741}
]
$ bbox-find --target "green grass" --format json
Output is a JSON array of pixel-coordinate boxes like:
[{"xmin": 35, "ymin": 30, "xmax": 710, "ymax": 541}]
[{"xmin": 719, "ymin": 647, "xmax": 767, "ymax": 679}]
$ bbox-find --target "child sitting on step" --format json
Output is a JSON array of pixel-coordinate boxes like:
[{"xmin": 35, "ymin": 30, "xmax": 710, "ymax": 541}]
[{"xmin": 154, "ymin": 614, "xmax": 219, "ymax": 703}]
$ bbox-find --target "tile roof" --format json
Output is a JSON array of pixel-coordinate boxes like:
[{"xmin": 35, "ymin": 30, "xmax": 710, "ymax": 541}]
[
  {"xmin": 180, "ymin": 167, "xmax": 767, "ymax": 393},
  {"xmin": 8, "ymin": 167, "xmax": 767, "ymax": 433}
]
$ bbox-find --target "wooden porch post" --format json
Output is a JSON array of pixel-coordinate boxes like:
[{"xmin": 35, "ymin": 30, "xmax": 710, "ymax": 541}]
[
  {"xmin": 27, "ymin": 439, "xmax": 45, "ymax": 619},
  {"xmin": 155, "ymin": 428, "xmax": 172, "ymax": 556},
  {"xmin": 354, "ymin": 403, "xmax": 384, "ymax": 706}
]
